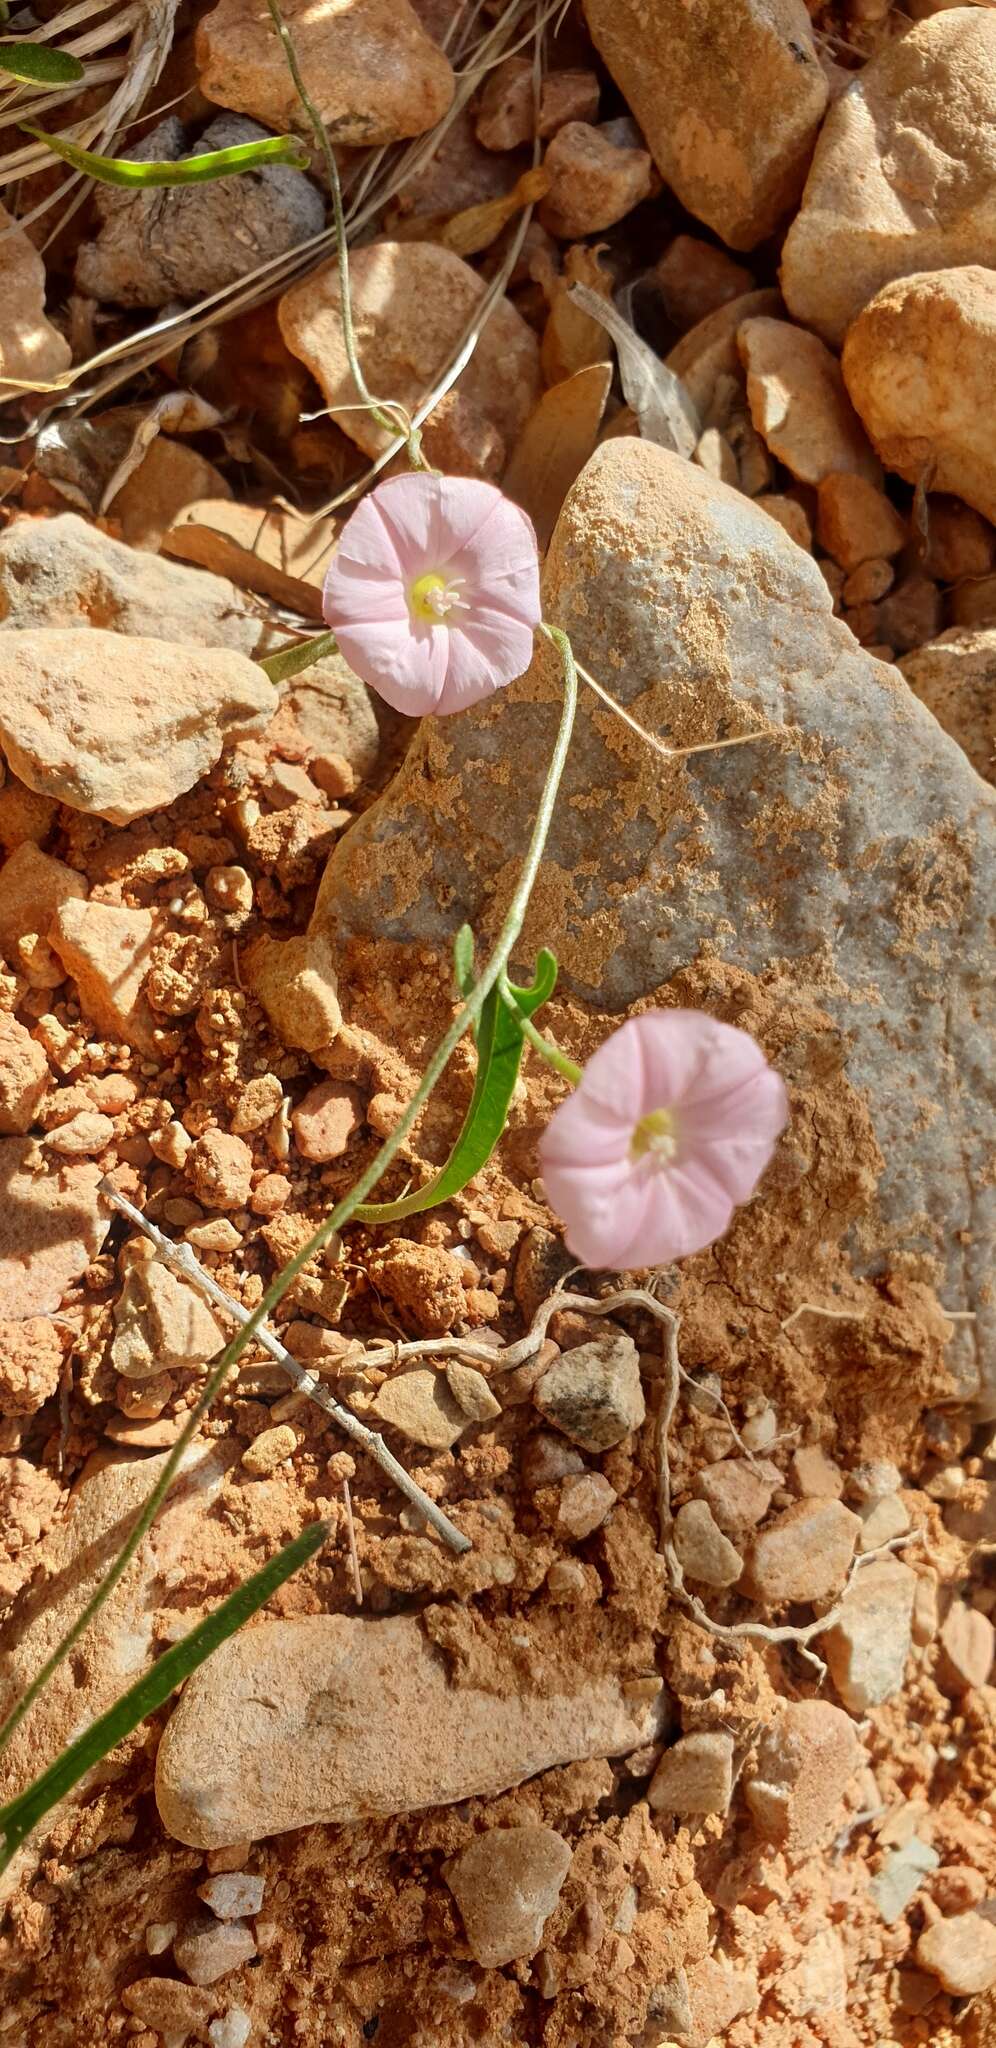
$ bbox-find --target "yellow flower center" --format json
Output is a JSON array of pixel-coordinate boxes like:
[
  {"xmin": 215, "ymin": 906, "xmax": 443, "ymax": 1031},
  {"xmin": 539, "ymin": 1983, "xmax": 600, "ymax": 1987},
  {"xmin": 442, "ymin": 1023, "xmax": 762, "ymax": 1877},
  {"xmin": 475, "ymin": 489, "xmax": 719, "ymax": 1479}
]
[
  {"xmin": 408, "ymin": 571, "xmax": 467, "ymax": 623},
  {"xmin": 630, "ymin": 1107, "xmax": 678, "ymax": 1164}
]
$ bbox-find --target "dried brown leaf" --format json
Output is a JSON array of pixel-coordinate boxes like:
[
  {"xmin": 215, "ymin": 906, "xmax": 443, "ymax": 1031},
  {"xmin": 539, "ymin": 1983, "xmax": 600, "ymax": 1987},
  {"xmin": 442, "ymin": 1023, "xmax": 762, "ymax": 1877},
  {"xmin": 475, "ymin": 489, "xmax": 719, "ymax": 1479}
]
[
  {"xmin": 568, "ymin": 282, "xmax": 699, "ymax": 457},
  {"xmin": 503, "ymin": 361, "xmax": 612, "ymax": 548},
  {"xmin": 161, "ymin": 499, "xmax": 336, "ymax": 621},
  {"xmin": 392, "ymin": 165, "xmax": 550, "ymax": 258},
  {"xmin": 541, "ymin": 241, "xmax": 614, "ymax": 386}
]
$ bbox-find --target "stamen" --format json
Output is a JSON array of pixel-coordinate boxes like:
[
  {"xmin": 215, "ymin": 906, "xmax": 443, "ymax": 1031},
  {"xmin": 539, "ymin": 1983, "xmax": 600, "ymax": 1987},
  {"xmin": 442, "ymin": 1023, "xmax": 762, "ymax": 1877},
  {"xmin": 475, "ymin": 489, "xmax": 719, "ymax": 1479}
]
[
  {"xmin": 630, "ymin": 1107, "xmax": 678, "ymax": 1164},
  {"xmin": 409, "ymin": 571, "xmax": 469, "ymax": 623}
]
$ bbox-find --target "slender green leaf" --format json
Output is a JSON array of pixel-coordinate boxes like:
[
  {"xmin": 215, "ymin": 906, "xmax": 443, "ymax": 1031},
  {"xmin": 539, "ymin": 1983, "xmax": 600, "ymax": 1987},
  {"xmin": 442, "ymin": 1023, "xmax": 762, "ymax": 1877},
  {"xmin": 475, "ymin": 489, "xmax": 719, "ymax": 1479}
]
[
  {"xmin": 0, "ymin": 43, "xmax": 84, "ymax": 85},
  {"xmin": 258, "ymin": 629, "xmax": 337, "ymax": 686},
  {"xmin": 20, "ymin": 123, "xmax": 310, "ymax": 186},
  {"xmin": 357, "ymin": 950, "xmax": 558, "ymax": 1224},
  {"xmin": 0, "ymin": 1518, "xmax": 328, "ymax": 1870}
]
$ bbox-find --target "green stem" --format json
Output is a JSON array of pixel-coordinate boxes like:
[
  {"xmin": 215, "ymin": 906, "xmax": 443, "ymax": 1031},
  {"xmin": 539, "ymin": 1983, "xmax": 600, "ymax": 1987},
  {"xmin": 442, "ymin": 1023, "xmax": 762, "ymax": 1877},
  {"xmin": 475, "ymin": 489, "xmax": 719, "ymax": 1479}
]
[
  {"xmin": 0, "ymin": 626, "xmax": 578, "ymax": 1771},
  {"xmin": 264, "ymin": 0, "xmax": 421, "ymax": 462},
  {"xmin": 498, "ymin": 975, "xmax": 582, "ymax": 1085}
]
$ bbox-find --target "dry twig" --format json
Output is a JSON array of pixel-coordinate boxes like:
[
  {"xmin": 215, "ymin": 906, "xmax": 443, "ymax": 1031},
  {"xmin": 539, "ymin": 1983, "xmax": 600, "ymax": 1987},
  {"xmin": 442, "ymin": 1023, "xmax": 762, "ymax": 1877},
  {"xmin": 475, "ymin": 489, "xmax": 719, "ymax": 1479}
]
[{"xmin": 99, "ymin": 1179, "xmax": 471, "ymax": 1555}]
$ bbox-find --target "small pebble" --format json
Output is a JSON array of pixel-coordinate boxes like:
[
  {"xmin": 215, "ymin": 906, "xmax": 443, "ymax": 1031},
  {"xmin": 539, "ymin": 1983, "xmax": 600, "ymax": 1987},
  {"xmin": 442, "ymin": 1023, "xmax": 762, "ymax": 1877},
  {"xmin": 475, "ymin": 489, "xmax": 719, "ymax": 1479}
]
[
  {"xmin": 673, "ymin": 1499, "xmax": 743, "ymax": 1588},
  {"xmin": 44, "ymin": 1110, "xmax": 114, "ymax": 1156},
  {"xmin": 209, "ymin": 2013, "xmax": 252, "ymax": 2048},
  {"xmin": 205, "ymin": 1841, "xmax": 252, "ymax": 1874},
  {"xmin": 533, "ymin": 1334, "xmax": 645, "ymax": 1452},
  {"xmin": 144, "ymin": 1921, "xmax": 177, "ymax": 1956},
  {"xmin": 445, "ymin": 1360, "xmax": 501, "ymax": 1422},
  {"xmin": 749, "ymin": 1498, "xmax": 860, "ymax": 1605},
  {"xmin": 241, "ymin": 1424, "xmax": 298, "ymax": 1476},
  {"xmin": 150, "ymin": 1119, "xmax": 192, "ymax": 1168},
  {"xmin": 917, "ymin": 1912, "xmax": 996, "ymax": 1997},
  {"xmin": 206, "ymin": 864, "xmax": 254, "ymax": 914},
  {"xmin": 443, "ymin": 1825, "xmax": 571, "ymax": 1967},
  {"xmin": 556, "ymin": 1471, "xmax": 617, "ymax": 1539},
  {"xmin": 185, "ymin": 1218, "xmax": 242, "ymax": 1253},
  {"xmin": 173, "ymin": 1915, "xmax": 257, "ymax": 1987},
  {"xmin": 858, "ymin": 1493, "xmax": 910, "ymax": 1551},
  {"xmin": 937, "ymin": 1599, "xmax": 995, "ymax": 1694},
  {"xmin": 197, "ymin": 1873, "xmax": 266, "ymax": 1921},
  {"xmin": 648, "ymin": 1731, "xmax": 734, "ymax": 1817},
  {"xmin": 871, "ymin": 1838, "xmax": 940, "ymax": 1925},
  {"xmin": 790, "ymin": 1444, "xmax": 844, "ymax": 1499},
  {"xmin": 847, "ymin": 1459, "xmax": 902, "ymax": 1505},
  {"xmin": 740, "ymin": 1404, "xmax": 777, "ymax": 1452}
]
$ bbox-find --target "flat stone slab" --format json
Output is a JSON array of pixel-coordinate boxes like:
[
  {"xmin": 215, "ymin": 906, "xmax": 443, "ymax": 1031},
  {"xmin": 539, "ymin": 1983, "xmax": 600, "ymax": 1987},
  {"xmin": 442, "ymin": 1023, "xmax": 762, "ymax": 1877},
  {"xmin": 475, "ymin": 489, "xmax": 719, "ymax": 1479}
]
[{"xmin": 155, "ymin": 1610, "xmax": 666, "ymax": 1847}]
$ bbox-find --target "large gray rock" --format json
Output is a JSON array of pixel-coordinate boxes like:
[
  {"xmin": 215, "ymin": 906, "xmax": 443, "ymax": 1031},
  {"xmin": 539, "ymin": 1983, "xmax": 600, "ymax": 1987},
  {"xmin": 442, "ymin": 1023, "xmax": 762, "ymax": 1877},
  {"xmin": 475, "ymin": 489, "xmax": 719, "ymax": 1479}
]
[{"xmin": 310, "ymin": 439, "xmax": 995, "ymax": 1404}]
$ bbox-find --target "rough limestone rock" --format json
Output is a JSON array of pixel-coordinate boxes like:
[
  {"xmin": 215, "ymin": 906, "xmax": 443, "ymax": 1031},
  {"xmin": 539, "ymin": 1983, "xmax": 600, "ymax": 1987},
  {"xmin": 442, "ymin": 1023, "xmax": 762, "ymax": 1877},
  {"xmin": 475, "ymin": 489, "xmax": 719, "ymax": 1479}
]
[
  {"xmin": 278, "ymin": 241, "xmax": 540, "ymax": 477},
  {"xmin": 917, "ymin": 1912, "xmax": 996, "ymax": 1998},
  {"xmin": 0, "ymin": 629, "xmax": 277, "ymax": 825},
  {"xmin": 0, "ymin": 513, "xmax": 261, "ymax": 653},
  {"xmin": 0, "ymin": 1445, "xmax": 226, "ymax": 1888},
  {"xmin": 745, "ymin": 1700, "xmax": 861, "ymax": 1853},
  {"xmin": 0, "ymin": 842, "xmax": 87, "ymax": 996},
  {"xmin": 50, "ymin": 900, "xmax": 159, "ymax": 1052},
  {"xmin": 443, "ymin": 1826, "xmax": 572, "ymax": 1967},
  {"xmin": 0, "ymin": 1141, "xmax": 108, "ymax": 1319},
  {"xmin": 0, "ymin": 515, "xmax": 380, "ymax": 779},
  {"xmin": 581, "ymin": 0, "xmax": 827, "ymax": 251},
  {"xmin": 155, "ymin": 1612, "xmax": 667, "ymax": 1847},
  {"xmin": 75, "ymin": 114, "xmax": 325, "ymax": 309},
  {"xmin": 112, "ymin": 1260, "xmax": 226, "ymax": 1380},
  {"xmin": 842, "ymin": 268, "xmax": 996, "ymax": 527},
  {"xmin": 310, "ymin": 439, "xmax": 996, "ymax": 1404},
  {"xmin": 533, "ymin": 1335, "xmax": 646, "ymax": 1452},
  {"xmin": 0, "ymin": 202, "xmax": 72, "ymax": 392},
  {"xmin": 738, "ymin": 317, "xmax": 880, "ymax": 486},
  {"xmin": 822, "ymin": 1558, "xmax": 916, "ymax": 1712},
  {"xmin": 0, "ymin": 1016, "xmax": 49, "ymax": 1135},
  {"xmin": 648, "ymin": 1731, "xmax": 734, "ymax": 1817},
  {"xmin": 898, "ymin": 628, "xmax": 996, "ymax": 787},
  {"xmin": 781, "ymin": 11, "xmax": 996, "ymax": 344},
  {"xmin": 196, "ymin": 0, "xmax": 454, "ymax": 146}
]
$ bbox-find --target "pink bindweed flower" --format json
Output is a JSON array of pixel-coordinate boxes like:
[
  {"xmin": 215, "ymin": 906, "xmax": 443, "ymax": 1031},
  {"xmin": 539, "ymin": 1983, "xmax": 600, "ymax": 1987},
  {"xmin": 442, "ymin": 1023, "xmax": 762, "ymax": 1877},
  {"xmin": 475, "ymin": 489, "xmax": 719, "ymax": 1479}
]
[
  {"xmin": 322, "ymin": 472, "xmax": 542, "ymax": 716},
  {"xmin": 539, "ymin": 1009, "xmax": 788, "ymax": 1271}
]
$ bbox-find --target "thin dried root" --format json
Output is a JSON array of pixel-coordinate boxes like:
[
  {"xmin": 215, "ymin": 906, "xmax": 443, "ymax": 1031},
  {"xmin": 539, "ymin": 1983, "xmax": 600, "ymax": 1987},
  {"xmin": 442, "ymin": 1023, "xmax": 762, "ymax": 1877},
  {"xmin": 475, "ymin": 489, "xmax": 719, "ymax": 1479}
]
[
  {"xmin": 780, "ymin": 1301, "xmax": 865, "ymax": 1333},
  {"xmin": 646, "ymin": 1293, "xmax": 922, "ymax": 1681},
  {"xmin": 99, "ymin": 1180, "xmax": 471, "ymax": 1556}
]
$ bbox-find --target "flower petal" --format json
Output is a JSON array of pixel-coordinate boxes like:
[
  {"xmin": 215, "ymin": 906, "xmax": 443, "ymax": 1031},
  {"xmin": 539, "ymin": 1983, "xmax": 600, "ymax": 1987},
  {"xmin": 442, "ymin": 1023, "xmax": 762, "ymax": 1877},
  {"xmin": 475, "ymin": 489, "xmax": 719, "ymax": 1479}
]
[
  {"xmin": 540, "ymin": 1149, "xmax": 652, "ymax": 1269},
  {"xmin": 324, "ymin": 551, "xmax": 410, "ymax": 625},
  {"xmin": 327, "ymin": 492, "xmax": 406, "ymax": 580},
  {"xmin": 570, "ymin": 1016, "xmax": 655, "ymax": 1131},
  {"xmin": 438, "ymin": 612, "xmax": 536, "ymax": 702},
  {"xmin": 334, "ymin": 615, "xmax": 449, "ymax": 715},
  {"xmin": 371, "ymin": 473, "xmax": 510, "ymax": 574}
]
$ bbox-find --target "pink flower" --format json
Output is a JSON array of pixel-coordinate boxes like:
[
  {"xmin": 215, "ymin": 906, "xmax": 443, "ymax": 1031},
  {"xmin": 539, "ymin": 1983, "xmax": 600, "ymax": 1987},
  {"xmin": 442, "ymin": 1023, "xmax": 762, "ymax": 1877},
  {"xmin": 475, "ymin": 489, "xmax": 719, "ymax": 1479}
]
[
  {"xmin": 539, "ymin": 1010, "xmax": 788, "ymax": 1271},
  {"xmin": 322, "ymin": 472, "xmax": 542, "ymax": 716}
]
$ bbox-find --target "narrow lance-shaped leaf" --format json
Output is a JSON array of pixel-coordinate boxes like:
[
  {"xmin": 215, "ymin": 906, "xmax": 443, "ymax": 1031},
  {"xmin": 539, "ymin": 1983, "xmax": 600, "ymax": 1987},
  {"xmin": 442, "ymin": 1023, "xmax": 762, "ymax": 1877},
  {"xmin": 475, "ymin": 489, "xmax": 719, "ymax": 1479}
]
[
  {"xmin": 0, "ymin": 43, "xmax": 85, "ymax": 84},
  {"xmin": 0, "ymin": 1518, "xmax": 328, "ymax": 1872},
  {"xmin": 357, "ymin": 935, "xmax": 558, "ymax": 1224},
  {"xmin": 20, "ymin": 123, "xmax": 310, "ymax": 186},
  {"xmin": 258, "ymin": 629, "xmax": 337, "ymax": 686}
]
